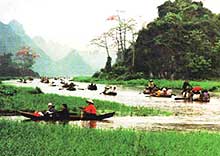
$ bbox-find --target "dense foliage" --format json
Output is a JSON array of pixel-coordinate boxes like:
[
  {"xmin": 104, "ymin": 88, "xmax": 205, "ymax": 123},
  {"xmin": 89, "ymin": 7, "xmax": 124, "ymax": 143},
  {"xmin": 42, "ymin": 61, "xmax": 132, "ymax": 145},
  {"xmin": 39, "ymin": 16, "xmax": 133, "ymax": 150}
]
[
  {"xmin": 0, "ymin": 53, "xmax": 39, "ymax": 77},
  {"xmin": 1, "ymin": 120, "xmax": 220, "ymax": 156},
  {"xmin": 95, "ymin": 0, "xmax": 220, "ymax": 80}
]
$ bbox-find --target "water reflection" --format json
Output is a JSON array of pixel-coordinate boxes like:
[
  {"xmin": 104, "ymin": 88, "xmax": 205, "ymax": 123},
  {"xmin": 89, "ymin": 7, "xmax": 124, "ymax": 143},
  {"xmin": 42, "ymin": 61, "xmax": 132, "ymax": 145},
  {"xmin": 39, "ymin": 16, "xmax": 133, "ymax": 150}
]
[
  {"xmin": 2, "ymin": 116, "xmax": 220, "ymax": 131},
  {"xmin": 81, "ymin": 120, "xmax": 97, "ymax": 128}
]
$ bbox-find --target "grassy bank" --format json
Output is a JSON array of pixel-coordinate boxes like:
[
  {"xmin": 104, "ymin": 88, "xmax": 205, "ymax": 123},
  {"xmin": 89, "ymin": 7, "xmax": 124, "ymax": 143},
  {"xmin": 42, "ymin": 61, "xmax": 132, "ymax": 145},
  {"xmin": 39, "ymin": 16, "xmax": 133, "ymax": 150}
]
[
  {"xmin": 0, "ymin": 85, "xmax": 170, "ymax": 116},
  {"xmin": 73, "ymin": 76, "xmax": 220, "ymax": 90},
  {"xmin": 1, "ymin": 120, "xmax": 220, "ymax": 156}
]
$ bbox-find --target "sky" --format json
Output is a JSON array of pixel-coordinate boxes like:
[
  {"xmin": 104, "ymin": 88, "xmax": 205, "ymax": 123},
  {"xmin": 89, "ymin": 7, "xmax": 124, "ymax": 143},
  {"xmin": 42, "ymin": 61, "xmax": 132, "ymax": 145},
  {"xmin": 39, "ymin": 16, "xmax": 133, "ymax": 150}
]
[{"xmin": 0, "ymin": 0, "xmax": 219, "ymax": 51}]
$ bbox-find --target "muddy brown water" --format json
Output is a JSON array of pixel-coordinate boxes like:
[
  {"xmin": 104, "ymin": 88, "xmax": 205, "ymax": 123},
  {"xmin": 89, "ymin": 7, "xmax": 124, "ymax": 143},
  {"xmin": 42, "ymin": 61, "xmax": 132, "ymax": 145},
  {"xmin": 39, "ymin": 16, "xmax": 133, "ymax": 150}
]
[
  {"xmin": 2, "ymin": 79, "xmax": 220, "ymax": 131},
  {"xmin": 2, "ymin": 115, "xmax": 220, "ymax": 131}
]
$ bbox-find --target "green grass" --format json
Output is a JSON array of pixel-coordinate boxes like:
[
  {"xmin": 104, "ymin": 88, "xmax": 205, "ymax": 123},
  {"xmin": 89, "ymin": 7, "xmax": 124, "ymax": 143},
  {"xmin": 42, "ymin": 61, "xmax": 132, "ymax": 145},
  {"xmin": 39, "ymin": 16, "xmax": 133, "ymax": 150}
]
[
  {"xmin": 1, "ymin": 120, "xmax": 220, "ymax": 156},
  {"xmin": 0, "ymin": 76, "xmax": 24, "ymax": 81},
  {"xmin": 73, "ymin": 76, "xmax": 220, "ymax": 90},
  {"xmin": 0, "ymin": 85, "xmax": 170, "ymax": 116}
]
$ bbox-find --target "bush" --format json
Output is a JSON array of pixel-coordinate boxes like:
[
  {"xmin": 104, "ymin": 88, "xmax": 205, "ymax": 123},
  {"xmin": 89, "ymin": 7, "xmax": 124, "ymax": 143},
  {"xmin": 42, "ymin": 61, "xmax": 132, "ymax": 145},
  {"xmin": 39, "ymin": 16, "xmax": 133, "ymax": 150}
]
[
  {"xmin": 29, "ymin": 87, "xmax": 44, "ymax": 94},
  {"xmin": 92, "ymin": 71, "xmax": 101, "ymax": 78},
  {"xmin": 117, "ymin": 72, "xmax": 145, "ymax": 81},
  {"xmin": 111, "ymin": 64, "xmax": 128, "ymax": 75}
]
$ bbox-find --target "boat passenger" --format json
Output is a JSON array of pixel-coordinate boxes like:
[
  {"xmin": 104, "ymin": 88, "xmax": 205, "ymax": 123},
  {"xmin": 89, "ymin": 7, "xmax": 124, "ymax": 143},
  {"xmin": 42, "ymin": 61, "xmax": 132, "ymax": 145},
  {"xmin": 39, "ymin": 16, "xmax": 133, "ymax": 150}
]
[
  {"xmin": 82, "ymin": 99, "xmax": 97, "ymax": 118},
  {"xmin": 182, "ymin": 80, "xmax": 192, "ymax": 97},
  {"xmin": 102, "ymin": 86, "xmax": 110, "ymax": 94},
  {"xmin": 161, "ymin": 88, "xmax": 167, "ymax": 96},
  {"xmin": 167, "ymin": 88, "xmax": 173, "ymax": 96},
  {"xmin": 148, "ymin": 79, "xmax": 156, "ymax": 93},
  {"xmin": 88, "ymin": 83, "xmax": 97, "ymax": 90},
  {"xmin": 201, "ymin": 90, "xmax": 210, "ymax": 102},
  {"xmin": 112, "ymin": 86, "xmax": 117, "ymax": 93},
  {"xmin": 67, "ymin": 83, "xmax": 76, "ymax": 90},
  {"xmin": 154, "ymin": 89, "xmax": 162, "ymax": 96},
  {"xmin": 106, "ymin": 86, "xmax": 113, "ymax": 94},
  {"xmin": 44, "ymin": 103, "xmax": 56, "ymax": 118},
  {"xmin": 58, "ymin": 104, "xmax": 69, "ymax": 120}
]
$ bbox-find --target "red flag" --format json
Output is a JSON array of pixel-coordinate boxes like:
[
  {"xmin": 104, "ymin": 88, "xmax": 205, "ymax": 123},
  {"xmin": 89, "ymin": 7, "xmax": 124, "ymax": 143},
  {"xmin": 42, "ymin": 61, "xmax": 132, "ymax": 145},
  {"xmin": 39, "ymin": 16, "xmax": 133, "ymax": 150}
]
[
  {"xmin": 107, "ymin": 15, "xmax": 118, "ymax": 21},
  {"xmin": 16, "ymin": 49, "xmax": 29, "ymax": 56}
]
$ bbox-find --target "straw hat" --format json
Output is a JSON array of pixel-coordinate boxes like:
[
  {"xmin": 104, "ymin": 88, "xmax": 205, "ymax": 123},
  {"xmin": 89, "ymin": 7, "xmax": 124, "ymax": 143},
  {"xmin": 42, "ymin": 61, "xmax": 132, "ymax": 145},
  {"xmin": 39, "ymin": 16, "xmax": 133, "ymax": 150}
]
[
  {"xmin": 48, "ymin": 102, "xmax": 53, "ymax": 106},
  {"xmin": 86, "ymin": 99, "xmax": 94, "ymax": 104}
]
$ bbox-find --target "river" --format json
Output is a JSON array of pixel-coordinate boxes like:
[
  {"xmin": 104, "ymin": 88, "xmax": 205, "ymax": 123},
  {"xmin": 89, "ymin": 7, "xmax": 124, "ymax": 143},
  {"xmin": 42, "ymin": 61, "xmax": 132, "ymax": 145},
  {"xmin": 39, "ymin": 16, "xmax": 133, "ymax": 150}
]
[{"xmin": 2, "ymin": 79, "xmax": 220, "ymax": 131}]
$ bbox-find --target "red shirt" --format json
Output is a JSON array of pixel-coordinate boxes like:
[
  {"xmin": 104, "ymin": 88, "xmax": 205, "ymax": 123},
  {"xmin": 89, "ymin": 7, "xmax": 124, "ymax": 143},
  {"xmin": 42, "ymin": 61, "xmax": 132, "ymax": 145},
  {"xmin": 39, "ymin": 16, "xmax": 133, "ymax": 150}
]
[{"xmin": 83, "ymin": 104, "xmax": 96, "ymax": 115}]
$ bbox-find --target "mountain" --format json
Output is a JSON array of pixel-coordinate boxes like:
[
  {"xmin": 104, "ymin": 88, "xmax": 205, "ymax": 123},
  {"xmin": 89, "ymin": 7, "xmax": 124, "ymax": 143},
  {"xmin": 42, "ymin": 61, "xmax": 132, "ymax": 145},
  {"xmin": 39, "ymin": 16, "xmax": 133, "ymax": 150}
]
[
  {"xmin": 33, "ymin": 36, "xmax": 71, "ymax": 61},
  {"xmin": 79, "ymin": 50, "xmax": 117, "ymax": 71},
  {"xmin": 33, "ymin": 36, "xmax": 95, "ymax": 76},
  {"xmin": 0, "ymin": 21, "xmax": 25, "ymax": 54},
  {"xmin": 0, "ymin": 20, "xmax": 52, "ymax": 75},
  {"xmin": 0, "ymin": 20, "xmax": 95, "ymax": 76},
  {"xmin": 54, "ymin": 50, "xmax": 94, "ymax": 76}
]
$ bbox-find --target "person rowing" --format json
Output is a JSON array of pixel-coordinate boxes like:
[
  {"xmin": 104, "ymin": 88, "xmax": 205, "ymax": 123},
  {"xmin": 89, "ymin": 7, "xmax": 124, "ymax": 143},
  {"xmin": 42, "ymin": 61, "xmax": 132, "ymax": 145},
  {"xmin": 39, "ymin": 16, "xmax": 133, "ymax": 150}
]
[
  {"xmin": 143, "ymin": 79, "xmax": 158, "ymax": 94},
  {"xmin": 182, "ymin": 80, "xmax": 192, "ymax": 97},
  {"xmin": 81, "ymin": 99, "xmax": 97, "ymax": 118}
]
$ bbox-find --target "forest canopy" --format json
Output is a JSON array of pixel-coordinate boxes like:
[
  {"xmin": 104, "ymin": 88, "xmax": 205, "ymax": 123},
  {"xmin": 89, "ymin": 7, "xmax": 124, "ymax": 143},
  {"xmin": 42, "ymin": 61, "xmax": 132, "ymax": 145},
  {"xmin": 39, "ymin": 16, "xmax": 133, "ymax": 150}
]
[
  {"xmin": 0, "ymin": 47, "xmax": 39, "ymax": 77},
  {"xmin": 94, "ymin": 0, "xmax": 220, "ymax": 80}
]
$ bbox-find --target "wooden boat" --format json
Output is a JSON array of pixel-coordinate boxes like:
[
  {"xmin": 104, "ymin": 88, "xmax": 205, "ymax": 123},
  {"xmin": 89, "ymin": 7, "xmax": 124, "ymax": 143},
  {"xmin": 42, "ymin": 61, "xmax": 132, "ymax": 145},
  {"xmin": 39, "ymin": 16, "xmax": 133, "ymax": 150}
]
[
  {"xmin": 88, "ymin": 85, "xmax": 97, "ymax": 90},
  {"xmin": 18, "ymin": 111, "xmax": 115, "ymax": 121},
  {"xmin": 103, "ymin": 92, "xmax": 117, "ymax": 96},
  {"xmin": 150, "ymin": 94, "xmax": 175, "ymax": 98},
  {"xmin": 174, "ymin": 97, "xmax": 210, "ymax": 102}
]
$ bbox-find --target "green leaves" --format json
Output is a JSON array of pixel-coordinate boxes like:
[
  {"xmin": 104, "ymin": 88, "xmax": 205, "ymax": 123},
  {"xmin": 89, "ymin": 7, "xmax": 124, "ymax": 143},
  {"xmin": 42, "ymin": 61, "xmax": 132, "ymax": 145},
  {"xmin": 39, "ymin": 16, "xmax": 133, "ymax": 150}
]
[{"xmin": 130, "ymin": 0, "xmax": 220, "ymax": 79}]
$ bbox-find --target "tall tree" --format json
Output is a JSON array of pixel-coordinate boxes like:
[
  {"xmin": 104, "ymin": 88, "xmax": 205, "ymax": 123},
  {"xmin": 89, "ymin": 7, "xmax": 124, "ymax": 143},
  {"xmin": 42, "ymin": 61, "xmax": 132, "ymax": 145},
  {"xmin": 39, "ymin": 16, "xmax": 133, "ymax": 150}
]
[
  {"xmin": 90, "ymin": 32, "xmax": 112, "ymax": 72},
  {"xmin": 15, "ymin": 46, "xmax": 39, "ymax": 75}
]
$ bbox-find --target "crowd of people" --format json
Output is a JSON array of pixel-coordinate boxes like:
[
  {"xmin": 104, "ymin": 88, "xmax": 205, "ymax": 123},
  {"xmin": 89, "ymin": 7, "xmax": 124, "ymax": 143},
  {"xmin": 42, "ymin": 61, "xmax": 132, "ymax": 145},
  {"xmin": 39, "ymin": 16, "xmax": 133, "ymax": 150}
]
[
  {"xmin": 143, "ymin": 79, "xmax": 210, "ymax": 102},
  {"xmin": 143, "ymin": 79, "xmax": 173, "ymax": 97},
  {"xmin": 181, "ymin": 80, "xmax": 210, "ymax": 102}
]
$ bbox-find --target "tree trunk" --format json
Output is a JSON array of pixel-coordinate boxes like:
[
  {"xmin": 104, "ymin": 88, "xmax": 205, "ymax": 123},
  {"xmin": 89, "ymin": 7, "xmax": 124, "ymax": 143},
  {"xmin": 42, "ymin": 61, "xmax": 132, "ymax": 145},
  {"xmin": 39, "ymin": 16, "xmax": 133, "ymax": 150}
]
[
  {"xmin": 119, "ymin": 25, "xmax": 124, "ymax": 61},
  {"xmin": 105, "ymin": 56, "xmax": 112, "ymax": 72},
  {"xmin": 104, "ymin": 36, "xmax": 110, "ymax": 58},
  {"xmin": 123, "ymin": 27, "xmax": 127, "ymax": 52},
  {"xmin": 115, "ymin": 31, "xmax": 121, "ymax": 54}
]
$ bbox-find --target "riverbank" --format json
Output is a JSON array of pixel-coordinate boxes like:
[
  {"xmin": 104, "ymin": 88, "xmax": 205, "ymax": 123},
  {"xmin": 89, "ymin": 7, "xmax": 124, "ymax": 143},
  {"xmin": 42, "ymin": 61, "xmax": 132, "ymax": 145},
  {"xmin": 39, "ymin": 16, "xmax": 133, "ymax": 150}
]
[
  {"xmin": 73, "ymin": 76, "xmax": 220, "ymax": 90},
  {"xmin": 0, "ymin": 83, "xmax": 170, "ymax": 116},
  {"xmin": 1, "ymin": 120, "xmax": 220, "ymax": 156}
]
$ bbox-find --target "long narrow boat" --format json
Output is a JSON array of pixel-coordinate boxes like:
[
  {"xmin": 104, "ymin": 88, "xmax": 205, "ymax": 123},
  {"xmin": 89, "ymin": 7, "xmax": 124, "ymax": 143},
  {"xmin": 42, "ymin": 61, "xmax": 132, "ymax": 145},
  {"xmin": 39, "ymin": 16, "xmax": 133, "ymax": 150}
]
[
  {"xmin": 18, "ymin": 111, "xmax": 115, "ymax": 121},
  {"xmin": 174, "ymin": 97, "xmax": 210, "ymax": 102},
  {"xmin": 150, "ymin": 94, "xmax": 173, "ymax": 98},
  {"xmin": 103, "ymin": 92, "xmax": 117, "ymax": 96}
]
